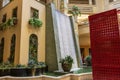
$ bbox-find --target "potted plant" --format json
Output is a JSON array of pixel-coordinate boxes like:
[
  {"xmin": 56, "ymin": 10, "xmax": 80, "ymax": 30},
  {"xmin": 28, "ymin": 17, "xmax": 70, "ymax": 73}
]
[
  {"xmin": 68, "ymin": 6, "xmax": 81, "ymax": 22},
  {"xmin": 35, "ymin": 62, "xmax": 46, "ymax": 75},
  {"xmin": 84, "ymin": 55, "xmax": 92, "ymax": 66},
  {"xmin": 35, "ymin": 62, "xmax": 43, "ymax": 76},
  {"xmin": 29, "ymin": 18, "xmax": 43, "ymax": 28},
  {"xmin": 59, "ymin": 55, "xmax": 73, "ymax": 72},
  {"xmin": 0, "ymin": 61, "xmax": 12, "ymax": 76},
  {"xmin": 26, "ymin": 60, "xmax": 37, "ymax": 76},
  {"xmin": 7, "ymin": 17, "xmax": 17, "ymax": 26},
  {"xmin": 69, "ymin": 6, "xmax": 81, "ymax": 16},
  {"xmin": 10, "ymin": 64, "xmax": 27, "ymax": 77}
]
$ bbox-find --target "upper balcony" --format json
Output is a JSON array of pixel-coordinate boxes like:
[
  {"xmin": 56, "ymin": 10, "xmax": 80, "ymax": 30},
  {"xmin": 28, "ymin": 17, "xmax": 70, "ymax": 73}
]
[
  {"xmin": 69, "ymin": 0, "xmax": 96, "ymax": 5},
  {"xmin": 68, "ymin": 0, "xmax": 97, "ymax": 14}
]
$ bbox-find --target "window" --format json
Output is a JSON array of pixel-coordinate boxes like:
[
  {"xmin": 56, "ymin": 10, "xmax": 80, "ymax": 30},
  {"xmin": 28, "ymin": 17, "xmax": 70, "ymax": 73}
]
[
  {"xmin": 0, "ymin": 38, "xmax": 4, "ymax": 63},
  {"xmin": 9, "ymin": 34, "xmax": 16, "ymax": 63},
  {"xmin": 2, "ymin": 0, "xmax": 10, "ymax": 7},
  {"xmin": 12, "ymin": 7, "xmax": 18, "ymax": 18},
  {"xmin": 29, "ymin": 34, "xmax": 38, "ymax": 63},
  {"xmin": 31, "ymin": 8, "xmax": 39, "ymax": 18},
  {"xmin": 2, "ymin": 14, "xmax": 7, "ymax": 23}
]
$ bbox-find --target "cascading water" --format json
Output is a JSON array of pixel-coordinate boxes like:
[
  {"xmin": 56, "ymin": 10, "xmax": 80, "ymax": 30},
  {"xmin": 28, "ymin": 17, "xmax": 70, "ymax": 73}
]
[
  {"xmin": 55, "ymin": 11, "xmax": 78, "ymax": 71},
  {"xmin": 45, "ymin": 3, "xmax": 82, "ymax": 71}
]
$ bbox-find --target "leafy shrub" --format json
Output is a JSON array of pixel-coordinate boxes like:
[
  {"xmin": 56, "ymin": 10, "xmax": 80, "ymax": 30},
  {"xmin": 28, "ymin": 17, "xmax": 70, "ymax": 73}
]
[
  {"xmin": 68, "ymin": 6, "xmax": 81, "ymax": 16},
  {"xmin": 84, "ymin": 55, "xmax": 92, "ymax": 66},
  {"xmin": 28, "ymin": 60, "xmax": 37, "ymax": 68},
  {"xmin": 59, "ymin": 55, "xmax": 73, "ymax": 64},
  {"xmin": 29, "ymin": 18, "xmax": 43, "ymax": 28},
  {"xmin": 15, "ymin": 64, "xmax": 26, "ymax": 68},
  {"xmin": 37, "ymin": 62, "xmax": 46, "ymax": 68},
  {"xmin": 7, "ymin": 17, "xmax": 17, "ymax": 26}
]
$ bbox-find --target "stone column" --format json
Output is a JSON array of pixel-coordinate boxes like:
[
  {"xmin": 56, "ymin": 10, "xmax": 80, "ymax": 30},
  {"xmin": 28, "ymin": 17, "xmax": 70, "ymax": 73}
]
[{"xmin": 95, "ymin": 0, "xmax": 105, "ymax": 12}]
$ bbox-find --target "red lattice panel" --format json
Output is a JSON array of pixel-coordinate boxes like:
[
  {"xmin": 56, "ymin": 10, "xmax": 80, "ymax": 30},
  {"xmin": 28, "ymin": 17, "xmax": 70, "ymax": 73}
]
[{"xmin": 89, "ymin": 9, "xmax": 120, "ymax": 80}]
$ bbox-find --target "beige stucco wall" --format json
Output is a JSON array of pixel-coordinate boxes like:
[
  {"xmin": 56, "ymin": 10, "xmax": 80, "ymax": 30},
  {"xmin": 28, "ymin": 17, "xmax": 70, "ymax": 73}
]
[
  {"xmin": 20, "ymin": 0, "xmax": 46, "ymax": 64},
  {"xmin": 0, "ymin": 0, "xmax": 22, "ymax": 64},
  {"xmin": 0, "ymin": 0, "xmax": 46, "ymax": 65}
]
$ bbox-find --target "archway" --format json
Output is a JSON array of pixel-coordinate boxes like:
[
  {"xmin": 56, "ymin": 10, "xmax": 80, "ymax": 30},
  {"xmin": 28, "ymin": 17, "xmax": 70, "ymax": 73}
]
[
  {"xmin": 9, "ymin": 34, "xmax": 16, "ymax": 63},
  {"xmin": 0, "ymin": 38, "xmax": 4, "ymax": 63},
  {"xmin": 29, "ymin": 34, "xmax": 38, "ymax": 63}
]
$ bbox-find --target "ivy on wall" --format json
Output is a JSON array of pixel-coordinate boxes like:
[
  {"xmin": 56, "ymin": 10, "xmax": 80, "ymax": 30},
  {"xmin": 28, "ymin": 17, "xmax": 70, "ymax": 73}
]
[
  {"xmin": 0, "ymin": 17, "xmax": 17, "ymax": 31},
  {"xmin": 29, "ymin": 34, "xmax": 38, "ymax": 63}
]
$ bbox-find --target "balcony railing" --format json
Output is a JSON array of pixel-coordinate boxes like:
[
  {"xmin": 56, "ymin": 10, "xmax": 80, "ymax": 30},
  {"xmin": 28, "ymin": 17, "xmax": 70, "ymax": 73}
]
[
  {"xmin": 69, "ymin": 0, "xmax": 96, "ymax": 5},
  {"xmin": 69, "ymin": 0, "xmax": 89, "ymax": 4}
]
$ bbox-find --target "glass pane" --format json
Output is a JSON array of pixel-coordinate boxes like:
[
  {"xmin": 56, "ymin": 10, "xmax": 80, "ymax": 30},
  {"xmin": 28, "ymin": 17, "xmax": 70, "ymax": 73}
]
[{"xmin": 12, "ymin": 7, "xmax": 18, "ymax": 18}]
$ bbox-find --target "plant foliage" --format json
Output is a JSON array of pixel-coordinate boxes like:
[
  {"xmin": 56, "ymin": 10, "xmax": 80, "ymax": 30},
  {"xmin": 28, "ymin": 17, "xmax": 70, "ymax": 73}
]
[
  {"xmin": 15, "ymin": 64, "xmax": 26, "ymax": 68},
  {"xmin": 69, "ymin": 6, "xmax": 81, "ymax": 16},
  {"xmin": 0, "ymin": 22, "xmax": 8, "ymax": 31},
  {"xmin": 84, "ymin": 55, "xmax": 92, "ymax": 66},
  {"xmin": 7, "ymin": 17, "xmax": 17, "ymax": 26},
  {"xmin": 29, "ymin": 18, "xmax": 43, "ymax": 28},
  {"xmin": 0, "ymin": 61, "xmax": 13, "ymax": 70},
  {"xmin": 59, "ymin": 55, "xmax": 73, "ymax": 64},
  {"xmin": 0, "ymin": 17, "xmax": 17, "ymax": 31},
  {"xmin": 37, "ymin": 62, "xmax": 46, "ymax": 68}
]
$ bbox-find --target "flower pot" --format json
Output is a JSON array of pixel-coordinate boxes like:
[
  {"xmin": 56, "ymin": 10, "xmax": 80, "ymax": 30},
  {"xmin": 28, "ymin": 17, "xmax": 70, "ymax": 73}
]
[
  {"xmin": 62, "ymin": 63, "xmax": 72, "ymax": 72},
  {"xmin": 26, "ymin": 68, "xmax": 33, "ymax": 76},
  {"xmin": 35, "ymin": 68, "xmax": 42, "ymax": 76},
  {"xmin": 0, "ymin": 69, "xmax": 10, "ymax": 76},
  {"xmin": 13, "ymin": 19, "xmax": 17, "ymax": 25},
  {"xmin": 26, "ymin": 68, "xmax": 36, "ymax": 76},
  {"xmin": 32, "ymin": 68, "xmax": 36, "ymax": 76},
  {"xmin": 10, "ymin": 68, "xmax": 27, "ymax": 77},
  {"xmin": 41, "ymin": 67, "xmax": 46, "ymax": 74}
]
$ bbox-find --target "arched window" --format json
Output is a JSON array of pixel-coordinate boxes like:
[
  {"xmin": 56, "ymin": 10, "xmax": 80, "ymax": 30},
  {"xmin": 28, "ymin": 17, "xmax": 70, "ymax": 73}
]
[
  {"xmin": 29, "ymin": 34, "xmax": 38, "ymax": 63},
  {"xmin": 0, "ymin": 38, "xmax": 4, "ymax": 63},
  {"xmin": 9, "ymin": 34, "xmax": 16, "ymax": 63}
]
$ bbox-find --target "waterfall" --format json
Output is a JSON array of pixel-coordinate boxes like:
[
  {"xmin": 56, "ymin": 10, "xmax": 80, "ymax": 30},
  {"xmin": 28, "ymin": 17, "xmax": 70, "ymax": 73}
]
[{"xmin": 55, "ymin": 11, "xmax": 78, "ymax": 70}]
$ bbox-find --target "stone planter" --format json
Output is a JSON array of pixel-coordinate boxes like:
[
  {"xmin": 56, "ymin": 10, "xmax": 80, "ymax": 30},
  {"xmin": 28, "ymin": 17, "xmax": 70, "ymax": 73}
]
[{"xmin": 62, "ymin": 63, "xmax": 72, "ymax": 72}]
